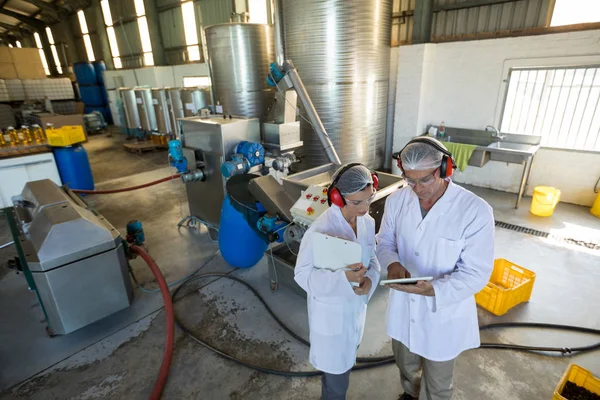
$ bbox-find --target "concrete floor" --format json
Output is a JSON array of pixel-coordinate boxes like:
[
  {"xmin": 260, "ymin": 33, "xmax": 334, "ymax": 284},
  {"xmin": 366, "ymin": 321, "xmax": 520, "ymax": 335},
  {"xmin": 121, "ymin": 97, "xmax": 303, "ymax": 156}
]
[{"xmin": 0, "ymin": 133, "xmax": 599, "ymax": 399}]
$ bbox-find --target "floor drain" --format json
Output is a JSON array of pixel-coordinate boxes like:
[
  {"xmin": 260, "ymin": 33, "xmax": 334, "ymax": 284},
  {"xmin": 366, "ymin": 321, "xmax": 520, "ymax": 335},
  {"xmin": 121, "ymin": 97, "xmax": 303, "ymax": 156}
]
[{"xmin": 494, "ymin": 220, "xmax": 600, "ymax": 251}]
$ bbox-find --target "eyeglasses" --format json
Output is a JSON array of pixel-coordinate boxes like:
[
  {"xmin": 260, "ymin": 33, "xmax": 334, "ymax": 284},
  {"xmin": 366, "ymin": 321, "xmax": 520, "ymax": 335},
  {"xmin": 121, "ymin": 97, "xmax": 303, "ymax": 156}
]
[
  {"xmin": 346, "ymin": 191, "xmax": 377, "ymax": 207},
  {"xmin": 405, "ymin": 168, "xmax": 439, "ymax": 187}
]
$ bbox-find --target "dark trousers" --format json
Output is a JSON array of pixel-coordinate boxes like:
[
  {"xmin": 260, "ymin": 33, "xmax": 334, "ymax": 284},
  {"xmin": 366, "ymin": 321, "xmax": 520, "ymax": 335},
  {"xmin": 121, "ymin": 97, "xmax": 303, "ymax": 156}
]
[{"xmin": 321, "ymin": 369, "xmax": 351, "ymax": 400}]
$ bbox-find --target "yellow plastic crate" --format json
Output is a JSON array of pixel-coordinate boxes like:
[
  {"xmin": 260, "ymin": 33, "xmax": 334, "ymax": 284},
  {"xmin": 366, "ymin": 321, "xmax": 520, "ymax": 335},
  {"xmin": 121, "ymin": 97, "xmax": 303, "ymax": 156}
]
[
  {"xmin": 475, "ymin": 259, "xmax": 536, "ymax": 316},
  {"xmin": 553, "ymin": 364, "xmax": 600, "ymax": 399},
  {"xmin": 47, "ymin": 125, "xmax": 86, "ymax": 147}
]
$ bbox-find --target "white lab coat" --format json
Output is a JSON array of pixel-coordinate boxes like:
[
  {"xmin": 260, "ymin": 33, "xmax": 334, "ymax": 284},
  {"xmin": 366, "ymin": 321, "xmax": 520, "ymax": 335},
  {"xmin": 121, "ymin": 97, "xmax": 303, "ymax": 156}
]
[
  {"xmin": 376, "ymin": 181, "xmax": 494, "ymax": 362},
  {"xmin": 294, "ymin": 205, "xmax": 381, "ymax": 374}
]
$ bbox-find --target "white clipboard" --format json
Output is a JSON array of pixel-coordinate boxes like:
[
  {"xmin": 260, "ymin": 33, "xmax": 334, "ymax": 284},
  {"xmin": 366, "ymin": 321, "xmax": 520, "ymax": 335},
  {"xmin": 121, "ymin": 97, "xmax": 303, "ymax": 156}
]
[{"xmin": 312, "ymin": 232, "xmax": 362, "ymax": 271}]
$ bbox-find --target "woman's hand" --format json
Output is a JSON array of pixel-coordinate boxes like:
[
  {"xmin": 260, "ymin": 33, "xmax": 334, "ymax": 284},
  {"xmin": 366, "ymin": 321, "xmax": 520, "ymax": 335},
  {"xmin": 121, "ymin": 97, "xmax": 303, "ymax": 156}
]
[
  {"xmin": 345, "ymin": 263, "xmax": 367, "ymax": 283},
  {"xmin": 353, "ymin": 277, "xmax": 372, "ymax": 295}
]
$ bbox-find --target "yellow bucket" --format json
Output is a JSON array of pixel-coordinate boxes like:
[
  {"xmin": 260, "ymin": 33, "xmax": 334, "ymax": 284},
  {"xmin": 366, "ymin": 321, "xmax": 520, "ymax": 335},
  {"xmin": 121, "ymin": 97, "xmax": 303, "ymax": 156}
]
[
  {"xmin": 530, "ymin": 186, "xmax": 561, "ymax": 217},
  {"xmin": 591, "ymin": 191, "xmax": 600, "ymax": 219}
]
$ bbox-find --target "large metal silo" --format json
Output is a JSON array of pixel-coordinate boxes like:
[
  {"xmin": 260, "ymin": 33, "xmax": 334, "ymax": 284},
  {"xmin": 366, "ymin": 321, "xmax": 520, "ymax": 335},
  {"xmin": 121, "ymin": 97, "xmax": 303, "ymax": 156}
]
[
  {"xmin": 205, "ymin": 23, "xmax": 275, "ymax": 120},
  {"xmin": 280, "ymin": 0, "xmax": 392, "ymax": 169}
]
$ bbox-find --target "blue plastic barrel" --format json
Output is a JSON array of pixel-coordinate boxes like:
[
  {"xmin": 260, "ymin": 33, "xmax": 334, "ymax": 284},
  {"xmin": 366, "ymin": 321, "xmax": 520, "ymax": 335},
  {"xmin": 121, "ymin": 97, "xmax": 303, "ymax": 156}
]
[
  {"xmin": 219, "ymin": 194, "xmax": 268, "ymax": 268},
  {"xmin": 92, "ymin": 61, "xmax": 106, "ymax": 85},
  {"xmin": 73, "ymin": 62, "xmax": 97, "ymax": 85},
  {"xmin": 53, "ymin": 144, "xmax": 95, "ymax": 191},
  {"xmin": 79, "ymin": 85, "xmax": 105, "ymax": 107}
]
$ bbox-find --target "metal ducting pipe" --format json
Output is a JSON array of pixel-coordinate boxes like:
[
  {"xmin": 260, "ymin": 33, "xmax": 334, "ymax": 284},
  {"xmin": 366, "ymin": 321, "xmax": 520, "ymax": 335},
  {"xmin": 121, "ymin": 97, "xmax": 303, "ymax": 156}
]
[{"xmin": 280, "ymin": 0, "xmax": 392, "ymax": 169}]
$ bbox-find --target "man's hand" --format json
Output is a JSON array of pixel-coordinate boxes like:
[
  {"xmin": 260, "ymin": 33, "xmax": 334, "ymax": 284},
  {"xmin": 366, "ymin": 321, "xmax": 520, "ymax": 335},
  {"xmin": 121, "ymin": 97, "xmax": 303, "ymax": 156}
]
[
  {"xmin": 387, "ymin": 262, "xmax": 411, "ymax": 280},
  {"xmin": 345, "ymin": 263, "xmax": 367, "ymax": 283},
  {"xmin": 387, "ymin": 280, "xmax": 435, "ymax": 296},
  {"xmin": 353, "ymin": 277, "xmax": 372, "ymax": 295}
]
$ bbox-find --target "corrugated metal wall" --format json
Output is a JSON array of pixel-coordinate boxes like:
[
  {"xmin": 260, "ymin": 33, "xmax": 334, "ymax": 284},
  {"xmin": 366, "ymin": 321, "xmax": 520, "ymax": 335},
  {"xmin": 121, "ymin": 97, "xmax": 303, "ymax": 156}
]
[
  {"xmin": 392, "ymin": 0, "xmax": 552, "ymax": 45},
  {"xmin": 115, "ymin": 21, "xmax": 143, "ymax": 67},
  {"xmin": 197, "ymin": 0, "xmax": 233, "ymax": 26},
  {"xmin": 155, "ymin": 0, "xmax": 233, "ymax": 65}
]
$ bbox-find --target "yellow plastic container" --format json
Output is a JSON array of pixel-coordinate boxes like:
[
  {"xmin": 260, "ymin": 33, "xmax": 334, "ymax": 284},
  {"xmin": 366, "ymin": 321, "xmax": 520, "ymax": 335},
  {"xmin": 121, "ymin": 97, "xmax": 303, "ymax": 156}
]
[
  {"xmin": 47, "ymin": 125, "xmax": 86, "ymax": 147},
  {"xmin": 553, "ymin": 364, "xmax": 600, "ymax": 399},
  {"xmin": 592, "ymin": 191, "xmax": 600, "ymax": 219},
  {"xmin": 530, "ymin": 186, "xmax": 561, "ymax": 217},
  {"xmin": 475, "ymin": 259, "xmax": 536, "ymax": 316}
]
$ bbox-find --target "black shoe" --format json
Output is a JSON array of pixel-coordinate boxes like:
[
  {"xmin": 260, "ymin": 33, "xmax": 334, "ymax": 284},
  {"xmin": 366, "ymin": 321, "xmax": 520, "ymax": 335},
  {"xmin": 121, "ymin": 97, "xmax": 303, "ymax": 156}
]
[{"xmin": 398, "ymin": 393, "xmax": 417, "ymax": 400}]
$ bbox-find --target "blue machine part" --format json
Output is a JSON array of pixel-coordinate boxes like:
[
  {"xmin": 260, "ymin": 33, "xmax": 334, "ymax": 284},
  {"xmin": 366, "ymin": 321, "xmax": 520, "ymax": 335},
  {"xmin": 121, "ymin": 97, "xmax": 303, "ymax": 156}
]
[
  {"xmin": 266, "ymin": 62, "xmax": 285, "ymax": 87},
  {"xmin": 221, "ymin": 154, "xmax": 250, "ymax": 178},
  {"xmin": 219, "ymin": 195, "xmax": 268, "ymax": 268},
  {"xmin": 126, "ymin": 220, "xmax": 145, "ymax": 245},
  {"xmin": 168, "ymin": 139, "xmax": 188, "ymax": 173},
  {"xmin": 235, "ymin": 141, "xmax": 264, "ymax": 166},
  {"xmin": 256, "ymin": 214, "xmax": 288, "ymax": 243}
]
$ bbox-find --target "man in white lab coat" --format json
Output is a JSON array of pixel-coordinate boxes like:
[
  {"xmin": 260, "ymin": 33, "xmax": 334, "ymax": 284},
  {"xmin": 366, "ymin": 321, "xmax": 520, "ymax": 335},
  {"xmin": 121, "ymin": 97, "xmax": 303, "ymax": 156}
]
[
  {"xmin": 295, "ymin": 163, "xmax": 381, "ymax": 400},
  {"xmin": 377, "ymin": 137, "xmax": 494, "ymax": 400}
]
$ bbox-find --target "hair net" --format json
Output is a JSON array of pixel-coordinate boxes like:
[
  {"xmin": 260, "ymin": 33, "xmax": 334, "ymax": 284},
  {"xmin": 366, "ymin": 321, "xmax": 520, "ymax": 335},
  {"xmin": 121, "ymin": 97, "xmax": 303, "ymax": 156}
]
[
  {"xmin": 401, "ymin": 142, "xmax": 444, "ymax": 170},
  {"xmin": 331, "ymin": 164, "xmax": 374, "ymax": 196}
]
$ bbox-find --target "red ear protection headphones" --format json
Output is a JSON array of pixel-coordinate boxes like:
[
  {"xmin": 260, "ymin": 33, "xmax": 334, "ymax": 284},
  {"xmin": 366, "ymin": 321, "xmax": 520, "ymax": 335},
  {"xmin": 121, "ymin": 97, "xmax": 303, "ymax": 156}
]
[
  {"xmin": 396, "ymin": 136, "xmax": 456, "ymax": 179},
  {"xmin": 327, "ymin": 163, "xmax": 380, "ymax": 208}
]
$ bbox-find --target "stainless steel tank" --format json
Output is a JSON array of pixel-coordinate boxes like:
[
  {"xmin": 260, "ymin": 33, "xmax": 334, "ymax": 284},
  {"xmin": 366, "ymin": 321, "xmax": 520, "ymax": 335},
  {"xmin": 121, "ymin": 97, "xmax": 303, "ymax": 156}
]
[
  {"xmin": 280, "ymin": 0, "xmax": 392, "ymax": 169},
  {"xmin": 167, "ymin": 88, "xmax": 183, "ymax": 135},
  {"xmin": 119, "ymin": 88, "xmax": 140, "ymax": 130},
  {"xmin": 205, "ymin": 23, "xmax": 275, "ymax": 119},
  {"xmin": 151, "ymin": 88, "xmax": 171, "ymax": 135},
  {"xmin": 179, "ymin": 87, "xmax": 211, "ymax": 117},
  {"xmin": 134, "ymin": 88, "xmax": 158, "ymax": 132}
]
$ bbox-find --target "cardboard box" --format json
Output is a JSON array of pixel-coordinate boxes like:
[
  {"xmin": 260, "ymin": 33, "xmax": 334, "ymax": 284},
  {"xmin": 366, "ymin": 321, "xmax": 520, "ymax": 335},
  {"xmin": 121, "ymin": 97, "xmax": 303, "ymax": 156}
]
[
  {"xmin": 10, "ymin": 48, "xmax": 44, "ymax": 66},
  {"xmin": 0, "ymin": 63, "xmax": 18, "ymax": 79},
  {"xmin": 0, "ymin": 47, "xmax": 13, "ymax": 63},
  {"xmin": 16, "ymin": 63, "xmax": 46, "ymax": 80}
]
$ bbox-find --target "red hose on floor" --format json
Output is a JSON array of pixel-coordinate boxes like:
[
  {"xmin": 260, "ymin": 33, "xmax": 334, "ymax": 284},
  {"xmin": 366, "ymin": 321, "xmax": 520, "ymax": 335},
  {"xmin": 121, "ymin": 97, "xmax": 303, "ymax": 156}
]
[
  {"xmin": 72, "ymin": 174, "xmax": 181, "ymax": 194},
  {"xmin": 130, "ymin": 245, "xmax": 175, "ymax": 400}
]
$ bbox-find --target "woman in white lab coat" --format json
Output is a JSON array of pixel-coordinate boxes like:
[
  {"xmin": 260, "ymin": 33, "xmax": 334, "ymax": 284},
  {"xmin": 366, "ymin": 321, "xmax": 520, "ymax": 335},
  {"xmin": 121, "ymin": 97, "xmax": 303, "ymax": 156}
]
[{"xmin": 294, "ymin": 163, "xmax": 381, "ymax": 400}]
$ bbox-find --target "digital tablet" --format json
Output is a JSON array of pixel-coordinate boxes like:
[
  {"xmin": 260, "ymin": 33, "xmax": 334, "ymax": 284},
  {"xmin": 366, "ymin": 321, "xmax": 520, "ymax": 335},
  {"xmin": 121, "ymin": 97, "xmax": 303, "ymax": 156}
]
[{"xmin": 379, "ymin": 277, "xmax": 434, "ymax": 286}]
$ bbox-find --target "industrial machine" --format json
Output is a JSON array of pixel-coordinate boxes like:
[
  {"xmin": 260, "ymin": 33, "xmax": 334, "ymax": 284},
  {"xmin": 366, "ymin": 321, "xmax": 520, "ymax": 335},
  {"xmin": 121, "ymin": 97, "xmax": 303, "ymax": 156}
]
[
  {"xmin": 134, "ymin": 88, "xmax": 158, "ymax": 134},
  {"xmin": 171, "ymin": 56, "xmax": 404, "ymax": 293},
  {"xmin": 175, "ymin": 116, "xmax": 261, "ymax": 228},
  {"xmin": 179, "ymin": 87, "xmax": 211, "ymax": 118},
  {"xmin": 166, "ymin": 88, "xmax": 183, "ymax": 137},
  {"xmin": 119, "ymin": 87, "xmax": 142, "ymax": 137},
  {"xmin": 151, "ymin": 88, "xmax": 172, "ymax": 136},
  {"xmin": 6, "ymin": 180, "xmax": 134, "ymax": 335}
]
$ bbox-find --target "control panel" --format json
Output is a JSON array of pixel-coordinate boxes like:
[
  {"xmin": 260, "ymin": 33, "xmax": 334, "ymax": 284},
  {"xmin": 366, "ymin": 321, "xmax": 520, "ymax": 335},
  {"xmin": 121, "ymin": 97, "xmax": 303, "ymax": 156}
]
[{"xmin": 290, "ymin": 184, "xmax": 330, "ymax": 227}]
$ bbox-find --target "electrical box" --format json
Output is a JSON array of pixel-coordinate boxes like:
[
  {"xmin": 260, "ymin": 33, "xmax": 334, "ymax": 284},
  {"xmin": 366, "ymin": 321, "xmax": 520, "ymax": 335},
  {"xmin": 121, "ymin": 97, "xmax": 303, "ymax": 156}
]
[{"xmin": 290, "ymin": 184, "xmax": 330, "ymax": 227}]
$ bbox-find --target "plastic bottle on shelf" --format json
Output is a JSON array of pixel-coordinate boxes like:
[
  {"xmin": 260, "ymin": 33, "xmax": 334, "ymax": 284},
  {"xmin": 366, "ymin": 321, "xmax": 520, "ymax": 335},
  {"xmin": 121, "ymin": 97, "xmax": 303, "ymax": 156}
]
[
  {"xmin": 6, "ymin": 127, "xmax": 18, "ymax": 146},
  {"xmin": 438, "ymin": 121, "xmax": 446, "ymax": 139},
  {"xmin": 32, "ymin": 124, "xmax": 45, "ymax": 144},
  {"xmin": 20, "ymin": 125, "xmax": 33, "ymax": 145}
]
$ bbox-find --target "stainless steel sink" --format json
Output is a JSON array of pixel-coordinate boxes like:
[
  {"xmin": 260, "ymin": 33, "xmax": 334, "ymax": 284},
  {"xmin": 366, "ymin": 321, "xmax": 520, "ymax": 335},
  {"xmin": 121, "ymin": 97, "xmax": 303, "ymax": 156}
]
[
  {"xmin": 487, "ymin": 142, "xmax": 536, "ymax": 152},
  {"xmin": 431, "ymin": 125, "xmax": 542, "ymax": 209}
]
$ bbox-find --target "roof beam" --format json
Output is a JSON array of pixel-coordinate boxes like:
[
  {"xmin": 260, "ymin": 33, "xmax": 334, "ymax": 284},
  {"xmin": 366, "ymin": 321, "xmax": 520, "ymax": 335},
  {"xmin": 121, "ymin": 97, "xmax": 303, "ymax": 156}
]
[
  {"xmin": 20, "ymin": 0, "xmax": 61, "ymax": 19},
  {"xmin": 0, "ymin": 22, "xmax": 29, "ymax": 36},
  {"xmin": 0, "ymin": 8, "xmax": 45, "ymax": 30},
  {"xmin": 435, "ymin": 0, "xmax": 516, "ymax": 12}
]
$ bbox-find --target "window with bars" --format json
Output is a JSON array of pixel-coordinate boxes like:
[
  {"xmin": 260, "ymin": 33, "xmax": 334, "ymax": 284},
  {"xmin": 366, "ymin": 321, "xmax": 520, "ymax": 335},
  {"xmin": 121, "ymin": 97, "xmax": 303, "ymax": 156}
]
[{"xmin": 500, "ymin": 66, "xmax": 600, "ymax": 152}]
